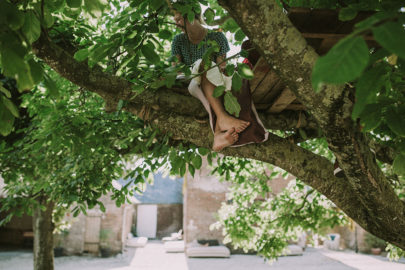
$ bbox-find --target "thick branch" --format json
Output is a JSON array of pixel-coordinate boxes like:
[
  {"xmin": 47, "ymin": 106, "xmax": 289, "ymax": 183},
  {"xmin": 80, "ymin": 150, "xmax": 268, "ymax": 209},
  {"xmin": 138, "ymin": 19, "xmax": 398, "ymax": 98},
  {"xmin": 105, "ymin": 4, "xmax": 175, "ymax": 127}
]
[
  {"xmin": 218, "ymin": 0, "xmax": 405, "ymax": 248},
  {"xmin": 32, "ymin": 34, "xmax": 318, "ymax": 131}
]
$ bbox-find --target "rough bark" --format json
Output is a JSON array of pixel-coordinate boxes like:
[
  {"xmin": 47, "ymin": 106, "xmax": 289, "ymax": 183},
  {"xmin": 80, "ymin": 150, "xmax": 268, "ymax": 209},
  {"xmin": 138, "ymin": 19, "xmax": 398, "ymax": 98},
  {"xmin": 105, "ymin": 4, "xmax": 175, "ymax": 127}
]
[
  {"xmin": 33, "ymin": 197, "xmax": 55, "ymax": 270},
  {"xmin": 218, "ymin": 0, "xmax": 405, "ymax": 247},
  {"xmin": 31, "ymin": 1, "xmax": 405, "ymax": 249}
]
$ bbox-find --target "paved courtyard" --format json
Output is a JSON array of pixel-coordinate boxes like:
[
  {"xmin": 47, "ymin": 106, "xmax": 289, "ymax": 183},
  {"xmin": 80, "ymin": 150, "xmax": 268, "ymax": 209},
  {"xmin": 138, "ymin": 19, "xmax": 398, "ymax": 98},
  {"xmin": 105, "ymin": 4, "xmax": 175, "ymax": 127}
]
[{"xmin": 0, "ymin": 241, "xmax": 404, "ymax": 270}]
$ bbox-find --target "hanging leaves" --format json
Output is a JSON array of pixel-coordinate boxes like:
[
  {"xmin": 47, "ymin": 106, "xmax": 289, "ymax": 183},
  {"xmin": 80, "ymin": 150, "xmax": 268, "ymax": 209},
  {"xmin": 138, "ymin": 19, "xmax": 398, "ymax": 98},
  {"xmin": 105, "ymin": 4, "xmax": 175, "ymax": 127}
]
[
  {"xmin": 67, "ymin": 0, "xmax": 83, "ymax": 8},
  {"xmin": 352, "ymin": 64, "xmax": 387, "ymax": 119},
  {"xmin": 373, "ymin": 22, "xmax": 405, "ymax": 60},
  {"xmin": 386, "ymin": 107, "xmax": 405, "ymax": 137},
  {"xmin": 312, "ymin": 36, "xmax": 369, "ymax": 91},
  {"xmin": 237, "ymin": 63, "xmax": 254, "ymax": 79},
  {"xmin": 0, "ymin": 43, "xmax": 34, "ymax": 91},
  {"xmin": 213, "ymin": 85, "xmax": 226, "ymax": 98},
  {"xmin": 22, "ymin": 11, "xmax": 41, "ymax": 43},
  {"xmin": 224, "ymin": 91, "xmax": 241, "ymax": 117},
  {"xmin": 339, "ymin": 7, "xmax": 357, "ymax": 21},
  {"xmin": 141, "ymin": 43, "xmax": 160, "ymax": 64},
  {"xmin": 232, "ymin": 72, "xmax": 242, "ymax": 91},
  {"xmin": 393, "ymin": 154, "xmax": 405, "ymax": 176}
]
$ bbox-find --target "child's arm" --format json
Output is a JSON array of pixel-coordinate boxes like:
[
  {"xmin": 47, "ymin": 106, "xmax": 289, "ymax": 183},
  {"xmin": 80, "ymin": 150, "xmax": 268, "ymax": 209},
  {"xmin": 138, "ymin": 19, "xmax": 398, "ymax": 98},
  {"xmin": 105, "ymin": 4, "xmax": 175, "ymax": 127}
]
[{"xmin": 216, "ymin": 55, "xmax": 226, "ymax": 73}]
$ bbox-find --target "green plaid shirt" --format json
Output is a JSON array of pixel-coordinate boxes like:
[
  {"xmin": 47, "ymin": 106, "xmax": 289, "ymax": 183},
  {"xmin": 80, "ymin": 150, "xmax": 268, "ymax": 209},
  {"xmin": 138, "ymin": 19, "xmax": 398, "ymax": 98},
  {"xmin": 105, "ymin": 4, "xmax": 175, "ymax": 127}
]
[{"xmin": 171, "ymin": 31, "xmax": 230, "ymax": 66}]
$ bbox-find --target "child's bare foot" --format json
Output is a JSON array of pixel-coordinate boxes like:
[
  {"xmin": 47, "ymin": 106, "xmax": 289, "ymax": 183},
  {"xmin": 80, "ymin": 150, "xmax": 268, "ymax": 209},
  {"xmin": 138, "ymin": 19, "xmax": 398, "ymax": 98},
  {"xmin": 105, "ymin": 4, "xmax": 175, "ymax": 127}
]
[
  {"xmin": 212, "ymin": 128, "xmax": 238, "ymax": 151},
  {"xmin": 217, "ymin": 115, "xmax": 250, "ymax": 133}
]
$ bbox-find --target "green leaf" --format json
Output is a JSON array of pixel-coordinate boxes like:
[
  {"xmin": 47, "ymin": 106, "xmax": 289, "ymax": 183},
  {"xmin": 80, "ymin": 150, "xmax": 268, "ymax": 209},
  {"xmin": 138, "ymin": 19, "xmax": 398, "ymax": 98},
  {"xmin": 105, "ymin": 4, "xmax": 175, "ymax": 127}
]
[
  {"xmin": 43, "ymin": 7, "xmax": 55, "ymax": 28},
  {"xmin": 386, "ymin": 108, "xmax": 405, "ymax": 137},
  {"xmin": 240, "ymin": 49, "xmax": 249, "ymax": 58},
  {"xmin": 188, "ymin": 164, "xmax": 195, "ymax": 177},
  {"xmin": 117, "ymin": 99, "xmax": 124, "ymax": 111},
  {"xmin": 393, "ymin": 154, "xmax": 405, "ymax": 176},
  {"xmin": 84, "ymin": 0, "xmax": 107, "ymax": 18},
  {"xmin": 312, "ymin": 36, "xmax": 369, "ymax": 91},
  {"xmin": 224, "ymin": 92, "xmax": 241, "ymax": 117},
  {"xmin": 2, "ymin": 96, "xmax": 19, "ymax": 118},
  {"xmin": 44, "ymin": 74, "xmax": 60, "ymax": 99},
  {"xmin": 0, "ymin": 105, "xmax": 15, "ymax": 136},
  {"xmin": 191, "ymin": 155, "xmax": 202, "ymax": 170},
  {"xmin": 373, "ymin": 22, "xmax": 405, "ymax": 60},
  {"xmin": 187, "ymin": 11, "xmax": 195, "ymax": 24},
  {"xmin": 164, "ymin": 73, "xmax": 177, "ymax": 88},
  {"xmin": 67, "ymin": 0, "xmax": 82, "ymax": 8},
  {"xmin": 74, "ymin": 48, "xmax": 90, "ymax": 62},
  {"xmin": 150, "ymin": 0, "xmax": 163, "ymax": 10},
  {"xmin": 225, "ymin": 64, "xmax": 235, "ymax": 76},
  {"xmin": 1, "ymin": 46, "xmax": 34, "ymax": 91},
  {"xmin": 158, "ymin": 29, "xmax": 172, "ymax": 39},
  {"xmin": 6, "ymin": 4, "xmax": 25, "ymax": 30},
  {"xmin": 232, "ymin": 72, "xmax": 242, "ymax": 91},
  {"xmin": 22, "ymin": 11, "xmax": 41, "ymax": 43},
  {"xmin": 46, "ymin": 0, "xmax": 65, "ymax": 11},
  {"xmin": 339, "ymin": 7, "xmax": 357, "ymax": 21},
  {"xmin": 234, "ymin": 28, "xmax": 245, "ymax": 42},
  {"xmin": 141, "ymin": 43, "xmax": 160, "ymax": 64},
  {"xmin": 358, "ymin": 104, "xmax": 382, "ymax": 132},
  {"xmin": 0, "ymin": 84, "xmax": 11, "ymax": 98},
  {"xmin": 89, "ymin": 44, "xmax": 111, "ymax": 64},
  {"xmin": 238, "ymin": 63, "xmax": 254, "ymax": 79},
  {"xmin": 28, "ymin": 59, "xmax": 44, "ymax": 85},
  {"xmin": 198, "ymin": 147, "xmax": 209, "ymax": 156},
  {"xmin": 355, "ymin": 12, "xmax": 393, "ymax": 31},
  {"xmin": 223, "ymin": 18, "xmax": 239, "ymax": 32},
  {"xmin": 203, "ymin": 8, "xmax": 215, "ymax": 25},
  {"xmin": 398, "ymin": 141, "xmax": 405, "ymax": 155},
  {"xmin": 179, "ymin": 161, "xmax": 186, "ymax": 176},
  {"xmin": 213, "ymin": 85, "xmax": 225, "ymax": 98},
  {"xmin": 352, "ymin": 64, "xmax": 386, "ymax": 118}
]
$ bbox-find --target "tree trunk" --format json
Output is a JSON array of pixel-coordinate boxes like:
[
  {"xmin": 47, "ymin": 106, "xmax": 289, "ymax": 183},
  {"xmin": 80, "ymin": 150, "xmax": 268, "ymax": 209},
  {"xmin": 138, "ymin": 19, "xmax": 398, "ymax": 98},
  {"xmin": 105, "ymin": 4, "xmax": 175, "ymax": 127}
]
[{"xmin": 33, "ymin": 197, "xmax": 55, "ymax": 270}]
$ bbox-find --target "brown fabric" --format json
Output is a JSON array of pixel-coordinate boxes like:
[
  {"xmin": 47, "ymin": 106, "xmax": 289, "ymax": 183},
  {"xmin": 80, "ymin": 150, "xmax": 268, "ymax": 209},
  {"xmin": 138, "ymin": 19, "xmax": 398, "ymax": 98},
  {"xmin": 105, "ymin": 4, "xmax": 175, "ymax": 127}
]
[{"xmin": 211, "ymin": 79, "xmax": 267, "ymax": 147}]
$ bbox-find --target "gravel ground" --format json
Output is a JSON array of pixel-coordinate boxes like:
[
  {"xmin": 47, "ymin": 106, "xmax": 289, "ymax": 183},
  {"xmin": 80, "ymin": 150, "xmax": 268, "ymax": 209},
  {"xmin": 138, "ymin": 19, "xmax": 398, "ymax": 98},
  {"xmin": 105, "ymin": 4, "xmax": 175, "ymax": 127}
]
[{"xmin": 1, "ymin": 241, "xmax": 405, "ymax": 270}]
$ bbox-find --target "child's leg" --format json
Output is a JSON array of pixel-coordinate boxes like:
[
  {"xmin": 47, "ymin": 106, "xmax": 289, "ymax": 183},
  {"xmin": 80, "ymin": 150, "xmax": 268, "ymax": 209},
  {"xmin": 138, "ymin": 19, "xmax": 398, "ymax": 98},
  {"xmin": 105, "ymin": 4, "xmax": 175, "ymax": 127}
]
[{"xmin": 201, "ymin": 73, "xmax": 250, "ymax": 133}]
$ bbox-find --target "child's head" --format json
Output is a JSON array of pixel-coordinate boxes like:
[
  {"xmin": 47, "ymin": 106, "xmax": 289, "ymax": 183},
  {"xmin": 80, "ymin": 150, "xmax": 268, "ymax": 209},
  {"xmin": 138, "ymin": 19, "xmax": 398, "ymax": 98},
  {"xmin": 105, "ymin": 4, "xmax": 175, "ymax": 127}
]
[{"xmin": 171, "ymin": 0, "xmax": 202, "ymax": 31}]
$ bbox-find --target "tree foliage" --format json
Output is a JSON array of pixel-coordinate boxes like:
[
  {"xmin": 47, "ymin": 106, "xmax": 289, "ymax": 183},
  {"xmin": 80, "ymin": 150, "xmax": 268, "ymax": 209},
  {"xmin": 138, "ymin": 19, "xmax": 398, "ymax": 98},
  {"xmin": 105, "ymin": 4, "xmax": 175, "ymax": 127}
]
[
  {"xmin": 0, "ymin": 0, "xmax": 405, "ymax": 261},
  {"xmin": 211, "ymin": 157, "xmax": 347, "ymax": 260}
]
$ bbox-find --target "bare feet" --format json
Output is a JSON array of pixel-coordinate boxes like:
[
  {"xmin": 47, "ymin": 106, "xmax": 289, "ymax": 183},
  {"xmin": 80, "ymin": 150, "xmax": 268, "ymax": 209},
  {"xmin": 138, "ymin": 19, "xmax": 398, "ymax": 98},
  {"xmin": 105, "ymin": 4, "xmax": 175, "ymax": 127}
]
[
  {"xmin": 212, "ymin": 128, "xmax": 239, "ymax": 151},
  {"xmin": 217, "ymin": 115, "xmax": 250, "ymax": 133}
]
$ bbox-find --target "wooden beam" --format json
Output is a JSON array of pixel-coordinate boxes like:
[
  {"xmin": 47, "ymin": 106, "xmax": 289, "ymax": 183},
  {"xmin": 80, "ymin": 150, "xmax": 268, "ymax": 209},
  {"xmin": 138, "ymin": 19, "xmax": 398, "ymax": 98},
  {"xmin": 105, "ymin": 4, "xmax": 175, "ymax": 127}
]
[
  {"xmin": 285, "ymin": 104, "xmax": 306, "ymax": 111},
  {"xmin": 267, "ymin": 88, "xmax": 297, "ymax": 113},
  {"xmin": 251, "ymin": 57, "xmax": 271, "ymax": 92}
]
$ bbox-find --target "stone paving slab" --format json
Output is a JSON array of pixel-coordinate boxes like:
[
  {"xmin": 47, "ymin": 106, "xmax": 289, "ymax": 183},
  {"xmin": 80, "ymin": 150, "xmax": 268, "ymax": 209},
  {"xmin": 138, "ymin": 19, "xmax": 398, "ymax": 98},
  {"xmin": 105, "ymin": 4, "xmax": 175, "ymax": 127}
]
[{"xmin": 0, "ymin": 241, "xmax": 405, "ymax": 270}]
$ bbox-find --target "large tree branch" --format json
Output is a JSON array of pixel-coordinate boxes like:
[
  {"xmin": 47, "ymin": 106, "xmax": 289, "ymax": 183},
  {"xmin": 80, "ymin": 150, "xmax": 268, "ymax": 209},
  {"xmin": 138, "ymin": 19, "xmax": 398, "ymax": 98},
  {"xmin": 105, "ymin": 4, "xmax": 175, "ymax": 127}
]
[
  {"xmin": 32, "ymin": 34, "xmax": 317, "ymax": 131},
  {"xmin": 218, "ymin": 0, "xmax": 405, "ymax": 248}
]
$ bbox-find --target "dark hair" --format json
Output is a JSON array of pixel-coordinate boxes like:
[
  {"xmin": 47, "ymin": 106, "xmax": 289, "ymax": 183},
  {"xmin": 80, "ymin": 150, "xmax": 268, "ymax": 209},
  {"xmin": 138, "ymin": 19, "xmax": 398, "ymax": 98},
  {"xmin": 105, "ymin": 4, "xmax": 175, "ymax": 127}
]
[{"xmin": 172, "ymin": 1, "xmax": 202, "ymax": 21}]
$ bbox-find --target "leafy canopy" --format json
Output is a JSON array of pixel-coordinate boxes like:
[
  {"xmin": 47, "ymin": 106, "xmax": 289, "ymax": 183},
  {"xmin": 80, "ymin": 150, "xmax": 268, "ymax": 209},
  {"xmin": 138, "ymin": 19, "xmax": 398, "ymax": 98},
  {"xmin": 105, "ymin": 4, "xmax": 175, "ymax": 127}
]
[{"xmin": 0, "ymin": 0, "xmax": 405, "ymax": 260}]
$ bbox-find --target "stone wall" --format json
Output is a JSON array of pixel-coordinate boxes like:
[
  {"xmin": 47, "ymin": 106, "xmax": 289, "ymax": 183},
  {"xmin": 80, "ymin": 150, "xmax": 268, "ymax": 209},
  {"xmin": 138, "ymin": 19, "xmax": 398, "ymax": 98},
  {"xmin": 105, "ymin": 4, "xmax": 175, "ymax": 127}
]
[
  {"xmin": 59, "ymin": 212, "xmax": 85, "ymax": 254},
  {"xmin": 183, "ymin": 159, "xmax": 230, "ymax": 244},
  {"xmin": 61, "ymin": 194, "xmax": 134, "ymax": 255},
  {"xmin": 0, "ymin": 209, "xmax": 32, "ymax": 246},
  {"xmin": 156, "ymin": 204, "xmax": 183, "ymax": 238},
  {"xmin": 328, "ymin": 223, "xmax": 370, "ymax": 252},
  {"xmin": 132, "ymin": 204, "xmax": 183, "ymax": 238}
]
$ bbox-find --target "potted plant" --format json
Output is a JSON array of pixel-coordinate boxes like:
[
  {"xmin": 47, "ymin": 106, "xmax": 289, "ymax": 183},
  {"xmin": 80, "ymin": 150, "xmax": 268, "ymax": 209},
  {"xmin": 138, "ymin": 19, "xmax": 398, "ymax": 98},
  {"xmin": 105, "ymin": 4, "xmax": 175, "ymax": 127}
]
[
  {"xmin": 99, "ymin": 229, "xmax": 112, "ymax": 258},
  {"xmin": 365, "ymin": 233, "xmax": 386, "ymax": 255}
]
